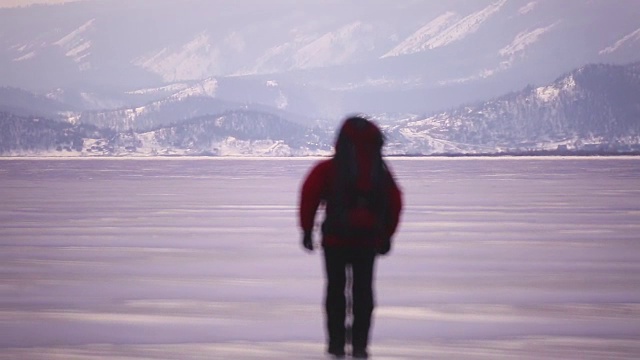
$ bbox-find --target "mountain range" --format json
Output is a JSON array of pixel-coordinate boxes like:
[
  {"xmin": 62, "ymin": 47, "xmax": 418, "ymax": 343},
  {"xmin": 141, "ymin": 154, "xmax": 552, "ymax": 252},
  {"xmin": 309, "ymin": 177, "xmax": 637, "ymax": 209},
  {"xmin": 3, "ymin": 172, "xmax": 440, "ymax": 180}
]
[{"xmin": 0, "ymin": 0, "xmax": 639, "ymax": 156}]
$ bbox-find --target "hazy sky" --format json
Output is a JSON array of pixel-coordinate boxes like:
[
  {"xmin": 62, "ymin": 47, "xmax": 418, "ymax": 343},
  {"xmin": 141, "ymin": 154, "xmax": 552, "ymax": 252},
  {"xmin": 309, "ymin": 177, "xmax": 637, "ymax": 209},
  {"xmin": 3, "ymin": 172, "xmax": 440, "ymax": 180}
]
[{"xmin": 0, "ymin": 0, "xmax": 85, "ymax": 8}]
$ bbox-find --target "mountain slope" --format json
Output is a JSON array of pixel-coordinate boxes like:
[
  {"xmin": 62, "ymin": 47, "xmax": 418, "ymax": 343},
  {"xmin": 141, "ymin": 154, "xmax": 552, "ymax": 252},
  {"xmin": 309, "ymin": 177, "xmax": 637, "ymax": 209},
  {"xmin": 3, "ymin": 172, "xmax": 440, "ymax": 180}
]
[
  {"xmin": 0, "ymin": 112, "xmax": 111, "ymax": 155},
  {"xmin": 72, "ymin": 78, "xmax": 325, "ymax": 133},
  {"xmin": 0, "ymin": 108, "xmax": 331, "ymax": 157},
  {"xmin": 392, "ymin": 62, "xmax": 640, "ymax": 154},
  {"xmin": 1, "ymin": 0, "xmax": 639, "ymax": 119},
  {"xmin": 141, "ymin": 110, "xmax": 331, "ymax": 156},
  {"xmin": 0, "ymin": 87, "xmax": 72, "ymax": 119},
  {"xmin": 1, "ymin": 61, "xmax": 639, "ymax": 157}
]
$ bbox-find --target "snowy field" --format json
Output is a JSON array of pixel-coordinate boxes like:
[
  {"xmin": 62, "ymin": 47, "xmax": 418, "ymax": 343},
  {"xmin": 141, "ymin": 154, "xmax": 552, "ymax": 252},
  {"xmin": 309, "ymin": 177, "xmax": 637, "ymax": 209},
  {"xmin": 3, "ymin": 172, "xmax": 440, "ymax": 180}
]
[{"xmin": 1, "ymin": 157, "xmax": 639, "ymax": 359}]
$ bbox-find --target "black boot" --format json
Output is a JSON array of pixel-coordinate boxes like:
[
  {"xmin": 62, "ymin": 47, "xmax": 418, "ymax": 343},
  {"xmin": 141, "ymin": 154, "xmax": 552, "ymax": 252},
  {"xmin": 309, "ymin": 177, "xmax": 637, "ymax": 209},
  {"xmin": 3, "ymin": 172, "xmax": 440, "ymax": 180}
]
[
  {"xmin": 352, "ymin": 348, "xmax": 369, "ymax": 359},
  {"xmin": 327, "ymin": 346, "xmax": 346, "ymax": 358}
]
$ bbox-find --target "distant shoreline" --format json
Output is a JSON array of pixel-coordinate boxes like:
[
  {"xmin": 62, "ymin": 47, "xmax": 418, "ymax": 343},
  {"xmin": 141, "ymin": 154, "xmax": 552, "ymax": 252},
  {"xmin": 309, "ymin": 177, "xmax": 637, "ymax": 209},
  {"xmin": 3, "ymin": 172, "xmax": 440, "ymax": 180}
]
[
  {"xmin": 1, "ymin": 151, "xmax": 640, "ymax": 160},
  {"xmin": 397, "ymin": 150, "xmax": 640, "ymax": 158}
]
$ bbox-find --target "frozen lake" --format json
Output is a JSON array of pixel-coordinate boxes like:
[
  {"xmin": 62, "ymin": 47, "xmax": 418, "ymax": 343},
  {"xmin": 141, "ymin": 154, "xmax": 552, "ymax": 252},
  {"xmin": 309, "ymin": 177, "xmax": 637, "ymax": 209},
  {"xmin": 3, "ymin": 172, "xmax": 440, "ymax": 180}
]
[{"xmin": 1, "ymin": 157, "xmax": 639, "ymax": 359}]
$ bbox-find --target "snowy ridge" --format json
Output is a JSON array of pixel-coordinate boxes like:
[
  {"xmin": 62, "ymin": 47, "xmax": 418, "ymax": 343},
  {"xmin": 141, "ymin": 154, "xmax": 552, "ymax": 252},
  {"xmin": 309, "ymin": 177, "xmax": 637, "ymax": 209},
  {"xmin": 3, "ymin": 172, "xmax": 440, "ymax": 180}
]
[
  {"xmin": 534, "ymin": 85, "xmax": 560, "ymax": 103},
  {"xmin": 438, "ymin": 20, "xmax": 558, "ymax": 86},
  {"xmin": 380, "ymin": 2, "xmax": 507, "ymax": 59},
  {"xmin": 170, "ymin": 78, "xmax": 218, "ymax": 100},
  {"xmin": 292, "ymin": 22, "xmax": 374, "ymax": 70},
  {"xmin": 10, "ymin": 43, "xmax": 36, "ymax": 62},
  {"xmin": 600, "ymin": 27, "xmax": 640, "ymax": 55},
  {"xmin": 240, "ymin": 42, "xmax": 293, "ymax": 75},
  {"xmin": 437, "ymin": 67, "xmax": 500, "ymax": 86},
  {"xmin": 126, "ymin": 83, "xmax": 191, "ymax": 96},
  {"xmin": 423, "ymin": 0, "xmax": 508, "ymax": 50},
  {"xmin": 518, "ymin": 1, "xmax": 539, "ymax": 15},
  {"xmin": 12, "ymin": 51, "xmax": 35, "ymax": 62},
  {"xmin": 53, "ymin": 18, "xmax": 95, "ymax": 68},
  {"xmin": 53, "ymin": 19, "xmax": 95, "ymax": 47},
  {"xmin": 134, "ymin": 33, "xmax": 221, "ymax": 82},
  {"xmin": 381, "ymin": 12, "xmax": 458, "ymax": 58},
  {"xmin": 534, "ymin": 74, "xmax": 576, "ymax": 103},
  {"xmin": 238, "ymin": 32, "xmax": 316, "ymax": 75},
  {"xmin": 499, "ymin": 22, "xmax": 559, "ymax": 58}
]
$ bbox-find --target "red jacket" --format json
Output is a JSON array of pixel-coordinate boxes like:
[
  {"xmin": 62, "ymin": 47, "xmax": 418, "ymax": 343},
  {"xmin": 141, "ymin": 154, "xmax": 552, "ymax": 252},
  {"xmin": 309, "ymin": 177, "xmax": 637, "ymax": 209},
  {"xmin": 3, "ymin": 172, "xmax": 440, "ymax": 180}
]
[{"xmin": 299, "ymin": 158, "xmax": 402, "ymax": 248}]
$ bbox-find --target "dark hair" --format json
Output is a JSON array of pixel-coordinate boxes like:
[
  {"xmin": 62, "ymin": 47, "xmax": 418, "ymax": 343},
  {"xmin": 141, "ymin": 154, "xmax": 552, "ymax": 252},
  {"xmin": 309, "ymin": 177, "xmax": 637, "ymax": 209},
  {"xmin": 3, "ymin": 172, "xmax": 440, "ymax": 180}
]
[
  {"xmin": 334, "ymin": 115, "xmax": 386, "ymax": 187},
  {"xmin": 335, "ymin": 115, "xmax": 384, "ymax": 157}
]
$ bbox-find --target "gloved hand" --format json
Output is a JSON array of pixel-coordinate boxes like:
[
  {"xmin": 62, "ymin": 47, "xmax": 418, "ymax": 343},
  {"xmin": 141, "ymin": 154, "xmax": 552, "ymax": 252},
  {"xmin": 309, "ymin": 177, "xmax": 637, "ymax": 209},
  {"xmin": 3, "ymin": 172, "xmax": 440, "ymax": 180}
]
[
  {"xmin": 302, "ymin": 230, "xmax": 313, "ymax": 251},
  {"xmin": 377, "ymin": 238, "xmax": 391, "ymax": 255}
]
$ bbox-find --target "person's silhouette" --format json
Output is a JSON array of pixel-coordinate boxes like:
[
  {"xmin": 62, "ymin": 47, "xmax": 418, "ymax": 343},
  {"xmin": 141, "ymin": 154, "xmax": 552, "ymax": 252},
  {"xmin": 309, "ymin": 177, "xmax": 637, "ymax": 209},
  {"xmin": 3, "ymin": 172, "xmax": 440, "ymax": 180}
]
[{"xmin": 299, "ymin": 115, "xmax": 403, "ymax": 358}]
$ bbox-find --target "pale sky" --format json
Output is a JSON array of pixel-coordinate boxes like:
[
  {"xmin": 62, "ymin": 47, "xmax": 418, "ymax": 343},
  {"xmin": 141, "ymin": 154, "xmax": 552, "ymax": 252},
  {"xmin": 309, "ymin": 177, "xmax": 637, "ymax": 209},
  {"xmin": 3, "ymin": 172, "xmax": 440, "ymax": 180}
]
[{"xmin": 0, "ymin": 0, "xmax": 86, "ymax": 8}]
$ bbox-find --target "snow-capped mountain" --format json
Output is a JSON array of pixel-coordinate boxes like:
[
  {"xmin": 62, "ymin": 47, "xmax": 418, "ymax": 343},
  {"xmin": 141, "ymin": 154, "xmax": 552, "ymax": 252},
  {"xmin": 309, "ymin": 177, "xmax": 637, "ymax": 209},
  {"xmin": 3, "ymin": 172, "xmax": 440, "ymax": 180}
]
[
  {"xmin": 1, "ymin": 1, "xmax": 639, "ymax": 157},
  {"xmin": 134, "ymin": 110, "xmax": 330, "ymax": 157},
  {"xmin": 1, "ymin": 0, "xmax": 639, "ymax": 118},
  {"xmin": 0, "ymin": 108, "xmax": 332, "ymax": 157},
  {"xmin": 389, "ymin": 62, "xmax": 640, "ymax": 154},
  {"xmin": 70, "ymin": 77, "xmax": 326, "ymax": 133},
  {"xmin": 0, "ymin": 112, "xmax": 112, "ymax": 155},
  {"xmin": 2, "ymin": 61, "xmax": 638, "ymax": 157}
]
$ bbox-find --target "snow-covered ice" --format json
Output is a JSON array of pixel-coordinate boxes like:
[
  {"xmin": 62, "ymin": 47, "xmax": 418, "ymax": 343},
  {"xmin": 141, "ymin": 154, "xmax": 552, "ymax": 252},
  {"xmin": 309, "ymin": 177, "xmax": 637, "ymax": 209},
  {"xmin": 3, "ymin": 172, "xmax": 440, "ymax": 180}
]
[{"xmin": 0, "ymin": 157, "xmax": 639, "ymax": 359}]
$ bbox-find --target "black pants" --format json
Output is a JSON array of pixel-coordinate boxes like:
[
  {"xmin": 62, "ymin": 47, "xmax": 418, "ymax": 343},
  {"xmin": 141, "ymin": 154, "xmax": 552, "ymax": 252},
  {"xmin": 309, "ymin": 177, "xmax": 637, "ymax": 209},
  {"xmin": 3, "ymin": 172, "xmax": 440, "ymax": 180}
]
[{"xmin": 323, "ymin": 247, "xmax": 377, "ymax": 352}]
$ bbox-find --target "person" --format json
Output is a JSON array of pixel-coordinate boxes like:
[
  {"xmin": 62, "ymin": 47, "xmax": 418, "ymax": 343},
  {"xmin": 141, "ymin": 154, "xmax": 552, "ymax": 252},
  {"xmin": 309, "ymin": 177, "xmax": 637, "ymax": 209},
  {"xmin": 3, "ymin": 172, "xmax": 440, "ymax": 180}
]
[{"xmin": 299, "ymin": 115, "xmax": 403, "ymax": 358}]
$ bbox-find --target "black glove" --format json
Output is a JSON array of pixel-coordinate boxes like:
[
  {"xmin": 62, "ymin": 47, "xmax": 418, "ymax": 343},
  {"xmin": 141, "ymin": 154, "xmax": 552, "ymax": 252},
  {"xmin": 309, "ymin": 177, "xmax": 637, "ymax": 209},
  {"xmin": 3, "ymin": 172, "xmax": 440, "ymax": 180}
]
[
  {"xmin": 377, "ymin": 238, "xmax": 391, "ymax": 255},
  {"xmin": 302, "ymin": 230, "xmax": 313, "ymax": 251}
]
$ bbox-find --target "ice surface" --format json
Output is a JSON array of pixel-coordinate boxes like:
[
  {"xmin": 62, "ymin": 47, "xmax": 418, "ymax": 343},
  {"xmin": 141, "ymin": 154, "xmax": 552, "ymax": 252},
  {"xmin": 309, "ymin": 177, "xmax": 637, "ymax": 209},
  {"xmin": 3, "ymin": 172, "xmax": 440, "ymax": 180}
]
[{"xmin": 1, "ymin": 157, "xmax": 639, "ymax": 359}]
